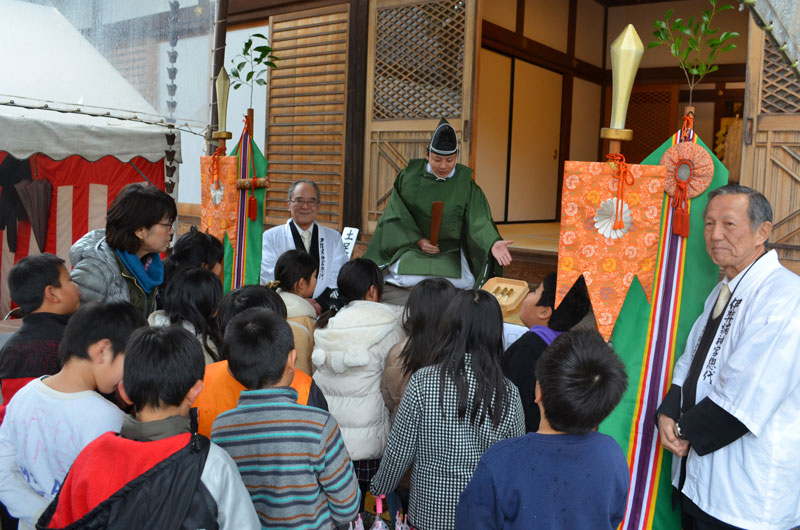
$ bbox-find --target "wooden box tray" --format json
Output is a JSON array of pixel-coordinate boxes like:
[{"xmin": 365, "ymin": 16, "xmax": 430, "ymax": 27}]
[{"xmin": 481, "ymin": 277, "xmax": 530, "ymax": 317}]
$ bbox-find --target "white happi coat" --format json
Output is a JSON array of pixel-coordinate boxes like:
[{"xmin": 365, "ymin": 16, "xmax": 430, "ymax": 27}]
[
  {"xmin": 260, "ymin": 220, "xmax": 349, "ymax": 299},
  {"xmin": 671, "ymin": 250, "xmax": 800, "ymax": 530}
]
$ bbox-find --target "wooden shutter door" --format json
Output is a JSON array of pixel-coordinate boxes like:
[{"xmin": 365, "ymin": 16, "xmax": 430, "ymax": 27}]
[
  {"xmin": 265, "ymin": 5, "xmax": 349, "ymax": 230},
  {"xmin": 363, "ymin": 0, "xmax": 477, "ymax": 232},
  {"xmin": 741, "ymin": 17, "xmax": 800, "ymax": 268}
]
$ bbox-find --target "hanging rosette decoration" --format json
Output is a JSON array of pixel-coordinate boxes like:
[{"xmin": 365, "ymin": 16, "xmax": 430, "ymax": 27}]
[
  {"xmin": 659, "ymin": 140, "xmax": 713, "ymax": 237},
  {"xmin": 595, "ymin": 153, "xmax": 634, "ymax": 239}
]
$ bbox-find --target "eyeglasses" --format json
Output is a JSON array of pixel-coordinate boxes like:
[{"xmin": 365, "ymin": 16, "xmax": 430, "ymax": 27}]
[
  {"xmin": 154, "ymin": 222, "xmax": 174, "ymax": 230},
  {"xmin": 290, "ymin": 198, "xmax": 319, "ymax": 206}
]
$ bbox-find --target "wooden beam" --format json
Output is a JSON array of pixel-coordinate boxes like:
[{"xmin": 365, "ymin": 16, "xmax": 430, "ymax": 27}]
[
  {"xmin": 210, "ymin": 0, "xmax": 229, "ymax": 155},
  {"xmin": 228, "ymin": 0, "xmax": 345, "ymax": 26},
  {"xmin": 595, "ymin": 0, "xmax": 679, "ymax": 6},
  {"xmin": 482, "ymin": 20, "xmax": 604, "ymax": 84},
  {"xmin": 609, "ymin": 63, "xmax": 747, "ymax": 84},
  {"xmin": 678, "ymin": 88, "xmax": 745, "ymax": 102},
  {"xmin": 80, "ymin": 4, "xmax": 211, "ymax": 42},
  {"xmin": 598, "ymin": 3, "xmax": 609, "ymax": 159},
  {"xmin": 740, "ymin": 15, "xmax": 765, "ymax": 183},
  {"xmin": 342, "ymin": 0, "xmax": 368, "ymax": 230},
  {"xmin": 557, "ymin": 0, "xmax": 578, "ymax": 221},
  {"xmin": 758, "ymin": 114, "xmax": 800, "ymax": 131}
]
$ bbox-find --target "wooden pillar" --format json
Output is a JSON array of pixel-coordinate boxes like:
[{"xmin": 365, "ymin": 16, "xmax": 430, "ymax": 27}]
[
  {"xmin": 209, "ymin": 0, "xmax": 229, "ymax": 155},
  {"xmin": 342, "ymin": 0, "xmax": 368, "ymax": 230},
  {"xmin": 740, "ymin": 13, "xmax": 764, "ymax": 185}
]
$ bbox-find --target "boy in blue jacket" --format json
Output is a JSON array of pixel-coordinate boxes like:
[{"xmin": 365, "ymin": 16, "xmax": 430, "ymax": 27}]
[{"xmin": 457, "ymin": 330, "xmax": 630, "ymax": 529}]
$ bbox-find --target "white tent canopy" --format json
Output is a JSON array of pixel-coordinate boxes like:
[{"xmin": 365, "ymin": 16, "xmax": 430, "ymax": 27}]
[
  {"xmin": 0, "ymin": 106, "xmax": 180, "ymax": 163},
  {"xmin": 0, "ymin": 0, "xmax": 181, "ymax": 163}
]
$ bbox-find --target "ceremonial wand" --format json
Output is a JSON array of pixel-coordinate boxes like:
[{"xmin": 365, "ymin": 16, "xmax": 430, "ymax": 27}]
[{"xmin": 430, "ymin": 201, "xmax": 444, "ymax": 246}]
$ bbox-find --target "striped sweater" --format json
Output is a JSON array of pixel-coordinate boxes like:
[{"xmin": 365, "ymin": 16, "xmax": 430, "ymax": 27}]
[{"xmin": 211, "ymin": 387, "xmax": 360, "ymax": 529}]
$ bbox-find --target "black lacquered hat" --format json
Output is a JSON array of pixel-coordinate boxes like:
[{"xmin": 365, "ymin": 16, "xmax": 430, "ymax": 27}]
[{"xmin": 429, "ymin": 117, "xmax": 458, "ymax": 156}]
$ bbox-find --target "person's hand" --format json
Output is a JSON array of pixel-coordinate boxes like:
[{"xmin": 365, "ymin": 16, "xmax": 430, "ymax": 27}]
[
  {"xmin": 307, "ymin": 298, "xmax": 322, "ymax": 316},
  {"xmin": 491, "ymin": 240, "xmax": 514, "ymax": 266},
  {"xmin": 657, "ymin": 414, "xmax": 690, "ymax": 457},
  {"xmin": 417, "ymin": 238, "xmax": 440, "ymax": 255}
]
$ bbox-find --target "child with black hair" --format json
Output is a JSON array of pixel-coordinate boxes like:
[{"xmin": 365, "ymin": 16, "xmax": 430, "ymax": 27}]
[
  {"xmin": 193, "ymin": 285, "xmax": 328, "ymax": 438},
  {"xmin": 0, "ymin": 254, "xmax": 80, "ymax": 418},
  {"xmin": 379, "ymin": 277, "xmax": 457, "ymax": 516},
  {"xmin": 212, "ymin": 308, "xmax": 360, "ymax": 529},
  {"xmin": 0, "ymin": 302, "xmax": 145, "ymax": 529},
  {"xmin": 312, "ymin": 258, "xmax": 405, "ymax": 511},
  {"xmin": 381, "ymin": 277, "xmax": 457, "ymax": 416},
  {"xmin": 370, "ymin": 290, "xmax": 523, "ymax": 530},
  {"xmin": 503, "ymin": 273, "xmax": 592, "ymax": 432},
  {"xmin": 148, "ymin": 267, "xmax": 223, "ymax": 364},
  {"xmin": 457, "ymin": 330, "xmax": 630, "ymax": 530},
  {"xmin": 159, "ymin": 227, "xmax": 223, "ymax": 308},
  {"xmin": 37, "ymin": 325, "xmax": 259, "ymax": 529},
  {"xmin": 272, "ymin": 249, "xmax": 318, "ymax": 375},
  {"xmin": 163, "ymin": 226, "xmax": 224, "ymax": 280}
]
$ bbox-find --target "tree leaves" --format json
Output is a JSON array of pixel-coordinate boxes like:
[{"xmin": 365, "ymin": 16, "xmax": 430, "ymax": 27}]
[
  {"xmin": 648, "ymin": 0, "xmax": 738, "ymax": 98},
  {"xmin": 229, "ymin": 31, "xmax": 281, "ymax": 101}
]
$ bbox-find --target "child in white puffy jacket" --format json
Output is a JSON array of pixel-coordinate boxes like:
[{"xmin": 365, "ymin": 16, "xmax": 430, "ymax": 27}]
[{"xmin": 312, "ymin": 258, "xmax": 406, "ymax": 510}]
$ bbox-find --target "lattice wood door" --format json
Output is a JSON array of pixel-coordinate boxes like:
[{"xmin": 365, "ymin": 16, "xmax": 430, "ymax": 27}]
[
  {"xmin": 603, "ymin": 84, "xmax": 678, "ymax": 164},
  {"xmin": 363, "ymin": 0, "xmax": 476, "ymax": 233},
  {"xmin": 741, "ymin": 18, "xmax": 800, "ymax": 268},
  {"xmin": 264, "ymin": 5, "xmax": 349, "ymax": 230}
]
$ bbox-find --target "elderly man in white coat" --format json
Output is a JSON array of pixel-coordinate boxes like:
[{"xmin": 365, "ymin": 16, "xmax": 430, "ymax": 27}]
[
  {"xmin": 656, "ymin": 184, "xmax": 800, "ymax": 530},
  {"xmin": 260, "ymin": 180, "xmax": 349, "ymax": 312}
]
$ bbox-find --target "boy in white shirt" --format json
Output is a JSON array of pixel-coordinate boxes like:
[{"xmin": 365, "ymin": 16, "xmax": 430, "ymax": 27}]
[{"xmin": 0, "ymin": 301, "xmax": 145, "ymax": 528}]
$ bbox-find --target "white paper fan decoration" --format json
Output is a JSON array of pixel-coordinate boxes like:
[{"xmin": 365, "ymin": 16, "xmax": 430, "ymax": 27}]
[
  {"xmin": 594, "ymin": 198, "xmax": 631, "ymax": 239},
  {"xmin": 210, "ymin": 182, "xmax": 224, "ymax": 206}
]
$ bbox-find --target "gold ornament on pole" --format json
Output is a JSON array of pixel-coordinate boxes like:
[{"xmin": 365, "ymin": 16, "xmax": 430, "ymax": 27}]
[
  {"xmin": 600, "ymin": 24, "xmax": 644, "ymax": 154},
  {"xmin": 212, "ymin": 67, "xmax": 233, "ymax": 150}
]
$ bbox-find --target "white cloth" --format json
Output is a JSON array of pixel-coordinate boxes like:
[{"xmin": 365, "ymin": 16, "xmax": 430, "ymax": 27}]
[
  {"xmin": 0, "ymin": 378, "xmax": 124, "ymax": 528},
  {"xmin": 201, "ymin": 443, "xmax": 261, "ymax": 530},
  {"xmin": 425, "ymin": 162, "xmax": 455, "ymax": 181},
  {"xmin": 260, "ymin": 220, "xmax": 349, "ymax": 299},
  {"xmin": 312, "ymin": 301, "xmax": 406, "ymax": 461},
  {"xmin": 502, "ymin": 322, "xmax": 527, "ymax": 351},
  {"xmin": 671, "ymin": 250, "xmax": 800, "ymax": 530}
]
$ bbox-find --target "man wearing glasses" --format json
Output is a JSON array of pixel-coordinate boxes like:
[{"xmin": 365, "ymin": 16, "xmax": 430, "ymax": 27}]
[{"xmin": 260, "ymin": 180, "xmax": 348, "ymax": 312}]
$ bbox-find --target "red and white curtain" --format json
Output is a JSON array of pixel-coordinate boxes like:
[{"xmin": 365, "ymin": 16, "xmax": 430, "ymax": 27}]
[{"xmin": 0, "ymin": 152, "xmax": 165, "ymax": 315}]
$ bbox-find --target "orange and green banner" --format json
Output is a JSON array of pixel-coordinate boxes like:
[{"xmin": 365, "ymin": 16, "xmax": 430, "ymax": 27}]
[
  {"xmin": 599, "ymin": 132, "xmax": 727, "ymax": 530},
  {"xmin": 223, "ymin": 123, "xmax": 266, "ymax": 292}
]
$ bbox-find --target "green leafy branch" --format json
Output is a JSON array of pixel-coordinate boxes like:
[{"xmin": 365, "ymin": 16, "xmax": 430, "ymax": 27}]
[
  {"xmin": 648, "ymin": 0, "xmax": 739, "ymax": 105},
  {"xmin": 230, "ymin": 33, "xmax": 279, "ymax": 108}
]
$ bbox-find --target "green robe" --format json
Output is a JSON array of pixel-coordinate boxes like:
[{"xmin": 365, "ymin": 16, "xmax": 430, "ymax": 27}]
[{"xmin": 363, "ymin": 159, "xmax": 502, "ymax": 288}]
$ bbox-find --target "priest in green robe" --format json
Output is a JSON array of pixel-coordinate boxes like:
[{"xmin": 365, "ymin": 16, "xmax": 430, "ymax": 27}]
[{"xmin": 364, "ymin": 118, "xmax": 512, "ymax": 289}]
